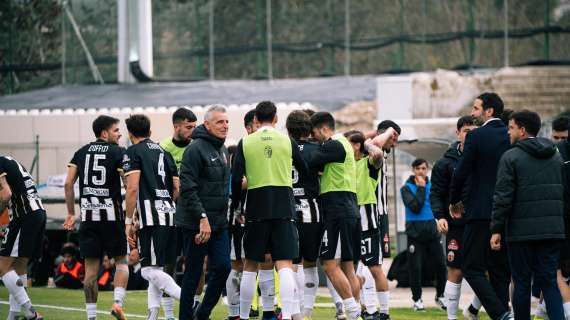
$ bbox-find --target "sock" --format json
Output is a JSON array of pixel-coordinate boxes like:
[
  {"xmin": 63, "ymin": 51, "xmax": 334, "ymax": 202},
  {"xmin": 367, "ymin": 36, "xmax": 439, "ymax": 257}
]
[
  {"xmin": 86, "ymin": 303, "xmax": 97, "ymax": 319},
  {"xmin": 470, "ymin": 295, "xmax": 481, "ymax": 314},
  {"xmin": 444, "ymin": 281, "xmax": 461, "ymax": 320},
  {"xmin": 140, "ymin": 266, "xmax": 181, "ymax": 300},
  {"xmin": 278, "ymin": 268, "xmax": 299, "ymax": 319},
  {"xmin": 240, "ymin": 271, "xmax": 258, "ymax": 319},
  {"xmin": 327, "ymin": 276, "xmax": 343, "ymax": 305},
  {"xmin": 343, "ymin": 297, "xmax": 361, "ymax": 320},
  {"xmin": 295, "ymin": 265, "xmax": 305, "ymax": 312},
  {"xmin": 259, "ymin": 269, "xmax": 276, "ymax": 312},
  {"xmin": 9, "ymin": 274, "xmax": 27, "ymax": 314},
  {"xmin": 360, "ymin": 266, "xmax": 378, "ymax": 315},
  {"xmin": 303, "ymin": 267, "xmax": 319, "ymax": 317},
  {"xmin": 147, "ymin": 282, "xmax": 162, "ymax": 310},
  {"xmin": 194, "ymin": 294, "xmax": 201, "ymax": 303},
  {"xmin": 161, "ymin": 295, "xmax": 175, "ymax": 318},
  {"xmin": 114, "ymin": 287, "xmax": 126, "ymax": 306},
  {"xmin": 226, "ymin": 269, "xmax": 241, "ymax": 317},
  {"xmin": 563, "ymin": 302, "xmax": 570, "ymax": 319},
  {"xmin": 377, "ymin": 291, "xmax": 389, "ymax": 314},
  {"xmin": 2, "ymin": 270, "xmax": 33, "ymax": 315},
  {"xmin": 147, "ymin": 307, "xmax": 160, "ymax": 320}
]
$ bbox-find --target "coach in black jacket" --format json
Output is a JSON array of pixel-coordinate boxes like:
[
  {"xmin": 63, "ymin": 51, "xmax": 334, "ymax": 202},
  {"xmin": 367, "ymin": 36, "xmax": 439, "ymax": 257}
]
[
  {"xmin": 176, "ymin": 106, "xmax": 231, "ymax": 320},
  {"xmin": 449, "ymin": 93, "xmax": 512, "ymax": 320},
  {"xmin": 491, "ymin": 110, "xmax": 565, "ymax": 320}
]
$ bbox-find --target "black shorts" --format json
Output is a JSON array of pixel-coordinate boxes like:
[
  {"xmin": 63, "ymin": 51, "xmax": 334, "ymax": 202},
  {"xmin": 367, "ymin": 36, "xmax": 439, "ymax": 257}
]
[
  {"xmin": 360, "ymin": 229, "xmax": 382, "ymax": 266},
  {"xmin": 320, "ymin": 218, "xmax": 361, "ymax": 262},
  {"xmin": 79, "ymin": 221, "xmax": 127, "ymax": 259},
  {"xmin": 243, "ymin": 219, "xmax": 299, "ymax": 263},
  {"xmin": 138, "ymin": 226, "xmax": 177, "ymax": 267},
  {"xmin": 230, "ymin": 223, "xmax": 245, "ymax": 261},
  {"xmin": 294, "ymin": 222, "xmax": 324, "ymax": 264},
  {"xmin": 445, "ymin": 225, "xmax": 465, "ymax": 269},
  {"xmin": 0, "ymin": 210, "xmax": 46, "ymax": 258}
]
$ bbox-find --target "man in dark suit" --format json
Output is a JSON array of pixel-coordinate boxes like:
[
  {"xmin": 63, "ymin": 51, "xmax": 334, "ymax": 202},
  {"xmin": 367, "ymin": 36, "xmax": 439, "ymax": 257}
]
[{"xmin": 449, "ymin": 92, "xmax": 513, "ymax": 320}]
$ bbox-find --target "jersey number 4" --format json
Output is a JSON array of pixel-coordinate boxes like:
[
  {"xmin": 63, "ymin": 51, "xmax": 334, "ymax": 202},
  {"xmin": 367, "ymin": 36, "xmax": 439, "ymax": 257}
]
[{"xmin": 84, "ymin": 154, "xmax": 106, "ymax": 186}]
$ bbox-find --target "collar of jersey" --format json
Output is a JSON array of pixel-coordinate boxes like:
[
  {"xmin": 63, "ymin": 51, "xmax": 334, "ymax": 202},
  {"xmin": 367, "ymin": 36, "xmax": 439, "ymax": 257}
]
[{"xmin": 258, "ymin": 125, "xmax": 276, "ymax": 132}]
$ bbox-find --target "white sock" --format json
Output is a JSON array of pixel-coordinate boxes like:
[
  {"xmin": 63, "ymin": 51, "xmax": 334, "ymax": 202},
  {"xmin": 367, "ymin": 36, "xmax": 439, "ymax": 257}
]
[
  {"xmin": 240, "ymin": 271, "xmax": 258, "ymax": 319},
  {"xmin": 161, "ymin": 295, "xmax": 175, "ymax": 318},
  {"xmin": 278, "ymin": 268, "xmax": 299, "ymax": 319},
  {"xmin": 377, "ymin": 291, "xmax": 389, "ymax": 314},
  {"xmin": 194, "ymin": 294, "xmax": 201, "ymax": 304},
  {"xmin": 226, "ymin": 269, "xmax": 241, "ymax": 317},
  {"xmin": 303, "ymin": 267, "xmax": 319, "ymax": 317},
  {"xmin": 327, "ymin": 276, "xmax": 343, "ymax": 304},
  {"xmin": 471, "ymin": 295, "xmax": 482, "ymax": 310},
  {"xmin": 563, "ymin": 302, "xmax": 570, "ymax": 319},
  {"xmin": 444, "ymin": 281, "xmax": 461, "ymax": 320},
  {"xmin": 147, "ymin": 307, "xmax": 160, "ymax": 320},
  {"xmin": 113, "ymin": 287, "xmax": 126, "ymax": 306},
  {"xmin": 343, "ymin": 297, "xmax": 361, "ymax": 320},
  {"xmin": 360, "ymin": 266, "xmax": 378, "ymax": 314},
  {"xmin": 2, "ymin": 271, "xmax": 31, "ymax": 308},
  {"xmin": 295, "ymin": 265, "xmax": 305, "ymax": 312},
  {"xmin": 147, "ymin": 282, "xmax": 162, "ymax": 310},
  {"xmin": 9, "ymin": 274, "xmax": 27, "ymax": 313},
  {"xmin": 259, "ymin": 269, "xmax": 276, "ymax": 312},
  {"xmin": 140, "ymin": 266, "xmax": 181, "ymax": 300},
  {"xmin": 86, "ymin": 303, "xmax": 97, "ymax": 319}
]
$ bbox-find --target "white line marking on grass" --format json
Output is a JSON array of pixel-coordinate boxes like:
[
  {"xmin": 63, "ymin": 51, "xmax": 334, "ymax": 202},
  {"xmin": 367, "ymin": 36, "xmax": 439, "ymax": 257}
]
[{"xmin": 0, "ymin": 301, "xmax": 148, "ymax": 318}]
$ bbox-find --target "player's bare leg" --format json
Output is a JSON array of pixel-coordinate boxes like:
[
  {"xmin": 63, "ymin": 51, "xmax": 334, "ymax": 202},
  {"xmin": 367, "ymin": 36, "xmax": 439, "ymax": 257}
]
[{"xmin": 111, "ymin": 255, "xmax": 129, "ymax": 320}]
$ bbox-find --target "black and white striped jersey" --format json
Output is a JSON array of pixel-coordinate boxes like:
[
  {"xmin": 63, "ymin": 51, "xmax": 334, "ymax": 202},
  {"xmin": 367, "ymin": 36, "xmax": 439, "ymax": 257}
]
[
  {"xmin": 123, "ymin": 139, "xmax": 178, "ymax": 228},
  {"xmin": 69, "ymin": 140, "xmax": 125, "ymax": 222},
  {"xmin": 360, "ymin": 160, "xmax": 381, "ymax": 232},
  {"xmin": 377, "ymin": 153, "xmax": 389, "ymax": 216},
  {"xmin": 293, "ymin": 139, "xmax": 321, "ymax": 223},
  {"xmin": 0, "ymin": 156, "xmax": 44, "ymax": 218}
]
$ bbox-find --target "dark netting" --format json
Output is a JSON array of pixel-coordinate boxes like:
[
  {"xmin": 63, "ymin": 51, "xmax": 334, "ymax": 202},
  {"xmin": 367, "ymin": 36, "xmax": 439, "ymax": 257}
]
[{"xmin": 1, "ymin": 0, "xmax": 569, "ymax": 94}]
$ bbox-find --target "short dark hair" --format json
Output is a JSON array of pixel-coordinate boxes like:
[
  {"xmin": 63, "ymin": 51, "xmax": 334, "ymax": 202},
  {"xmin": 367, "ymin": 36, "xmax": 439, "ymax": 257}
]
[
  {"xmin": 456, "ymin": 115, "xmax": 477, "ymax": 130},
  {"xmin": 255, "ymin": 101, "xmax": 277, "ymax": 123},
  {"xmin": 310, "ymin": 111, "xmax": 335, "ymax": 131},
  {"xmin": 377, "ymin": 120, "xmax": 401, "ymax": 135},
  {"xmin": 286, "ymin": 110, "xmax": 312, "ymax": 140},
  {"xmin": 344, "ymin": 130, "xmax": 365, "ymax": 153},
  {"xmin": 477, "ymin": 92, "xmax": 504, "ymax": 117},
  {"xmin": 172, "ymin": 107, "xmax": 197, "ymax": 124},
  {"xmin": 552, "ymin": 116, "xmax": 570, "ymax": 132},
  {"xmin": 92, "ymin": 115, "xmax": 120, "ymax": 138},
  {"xmin": 412, "ymin": 158, "xmax": 428, "ymax": 168},
  {"xmin": 510, "ymin": 110, "xmax": 541, "ymax": 137},
  {"xmin": 125, "ymin": 114, "xmax": 151, "ymax": 138},
  {"xmin": 244, "ymin": 109, "xmax": 256, "ymax": 128},
  {"xmin": 303, "ymin": 109, "xmax": 316, "ymax": 117},
  {"xmin": 500, "ymin": 108, "xmax": 514, "ymax": 126}
]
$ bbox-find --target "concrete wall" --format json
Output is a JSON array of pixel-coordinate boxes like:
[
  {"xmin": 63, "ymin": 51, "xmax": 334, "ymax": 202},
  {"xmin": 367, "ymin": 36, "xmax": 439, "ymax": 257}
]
[{"xmin": 0, "ymin": 103, "xmax": 310, "ymax": 184}]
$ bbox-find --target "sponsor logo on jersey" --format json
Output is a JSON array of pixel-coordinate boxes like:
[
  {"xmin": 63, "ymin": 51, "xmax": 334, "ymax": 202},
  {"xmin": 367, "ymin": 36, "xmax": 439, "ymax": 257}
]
[
  {"xmin": 146, "ymin": 142, "xmax": 162, "ymax": 150},
  {"xmin": 24, "ymin": 179, "xmax": 35, "ymax": 189},
  {"xmin": 83, "ymin": 187, "xmax": 110, "ymax": 197},
  {"xmin": 155, "ymin": 202, "xmax": 176, "ymax": 214},
  {"xmin": 448, "ymin": 239, "xmax": 459, "ymax": 251},
  {"xmin": 122, "ymin": 154, "xmax": 131, "ymax": 171},
  {"xmin": 81, "ymin": 202, "xmax": 114, "ymax": 210},
  {"xmin": 447, "ymin": 251, "xmax": 455, "ymax": 262},
  {"xmin": 155, "ymin": 189, "xmax": 171, "ymax": 198},
  {"xmin": 293, "ymin": 188, "xmax": 305, "ymax": 196}
]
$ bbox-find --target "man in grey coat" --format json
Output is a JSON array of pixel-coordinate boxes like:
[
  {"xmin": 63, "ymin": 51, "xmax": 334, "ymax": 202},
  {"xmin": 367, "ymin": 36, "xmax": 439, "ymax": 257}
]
[{"xmin": 491, "ymin": 110, "xmax": 566, "ymax": 320}]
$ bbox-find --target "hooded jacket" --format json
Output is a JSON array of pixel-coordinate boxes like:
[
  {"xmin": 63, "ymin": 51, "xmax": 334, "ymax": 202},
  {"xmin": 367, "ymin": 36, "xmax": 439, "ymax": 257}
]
[
  {"xmin": 430, "ymin": 142, "xmax": 468, "ymax": 227},
  {"xmin": 491, "ymin": 137, "xmax": 565, "ymax": 242},
  {"xmin": 175, "ymin": 125, "xmax": 230, "ymax": 231}
]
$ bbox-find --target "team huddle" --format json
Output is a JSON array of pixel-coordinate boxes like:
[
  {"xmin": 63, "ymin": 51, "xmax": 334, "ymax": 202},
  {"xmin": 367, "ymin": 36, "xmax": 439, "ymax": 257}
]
[{"xmin": 0, "ymin": 94, "xmax": 568, "ymax": 320}]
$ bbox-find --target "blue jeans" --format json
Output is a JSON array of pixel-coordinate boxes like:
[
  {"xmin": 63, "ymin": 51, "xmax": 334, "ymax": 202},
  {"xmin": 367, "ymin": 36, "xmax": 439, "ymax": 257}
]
[
  {"xmin": 179, "ymin": 228, "xmax": 231, "ymax": 320},
  {"xmin": 508, "ymin": 240, "xmax": 563, "ymax": 320}
]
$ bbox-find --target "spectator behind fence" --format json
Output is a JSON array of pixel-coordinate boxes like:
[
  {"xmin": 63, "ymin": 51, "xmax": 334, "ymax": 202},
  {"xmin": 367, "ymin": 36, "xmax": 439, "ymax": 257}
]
[
  {"xmin": 97, "ymin": 255, "xmax": 115, "ymax": 291},
  {"xmin": 54, "ymin": 244, "xmax": 84, "ymax": 289},
  {"xmin": 552, "ymin": 116, "xmax": 569, "ymax": 143},
  {"xmin": 491, "ymin": 110, "xmax": 566, "ymax": 320},
  {"xmin": 400, "ymin": 158, "xmax": 447, "ymax": 311}
]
